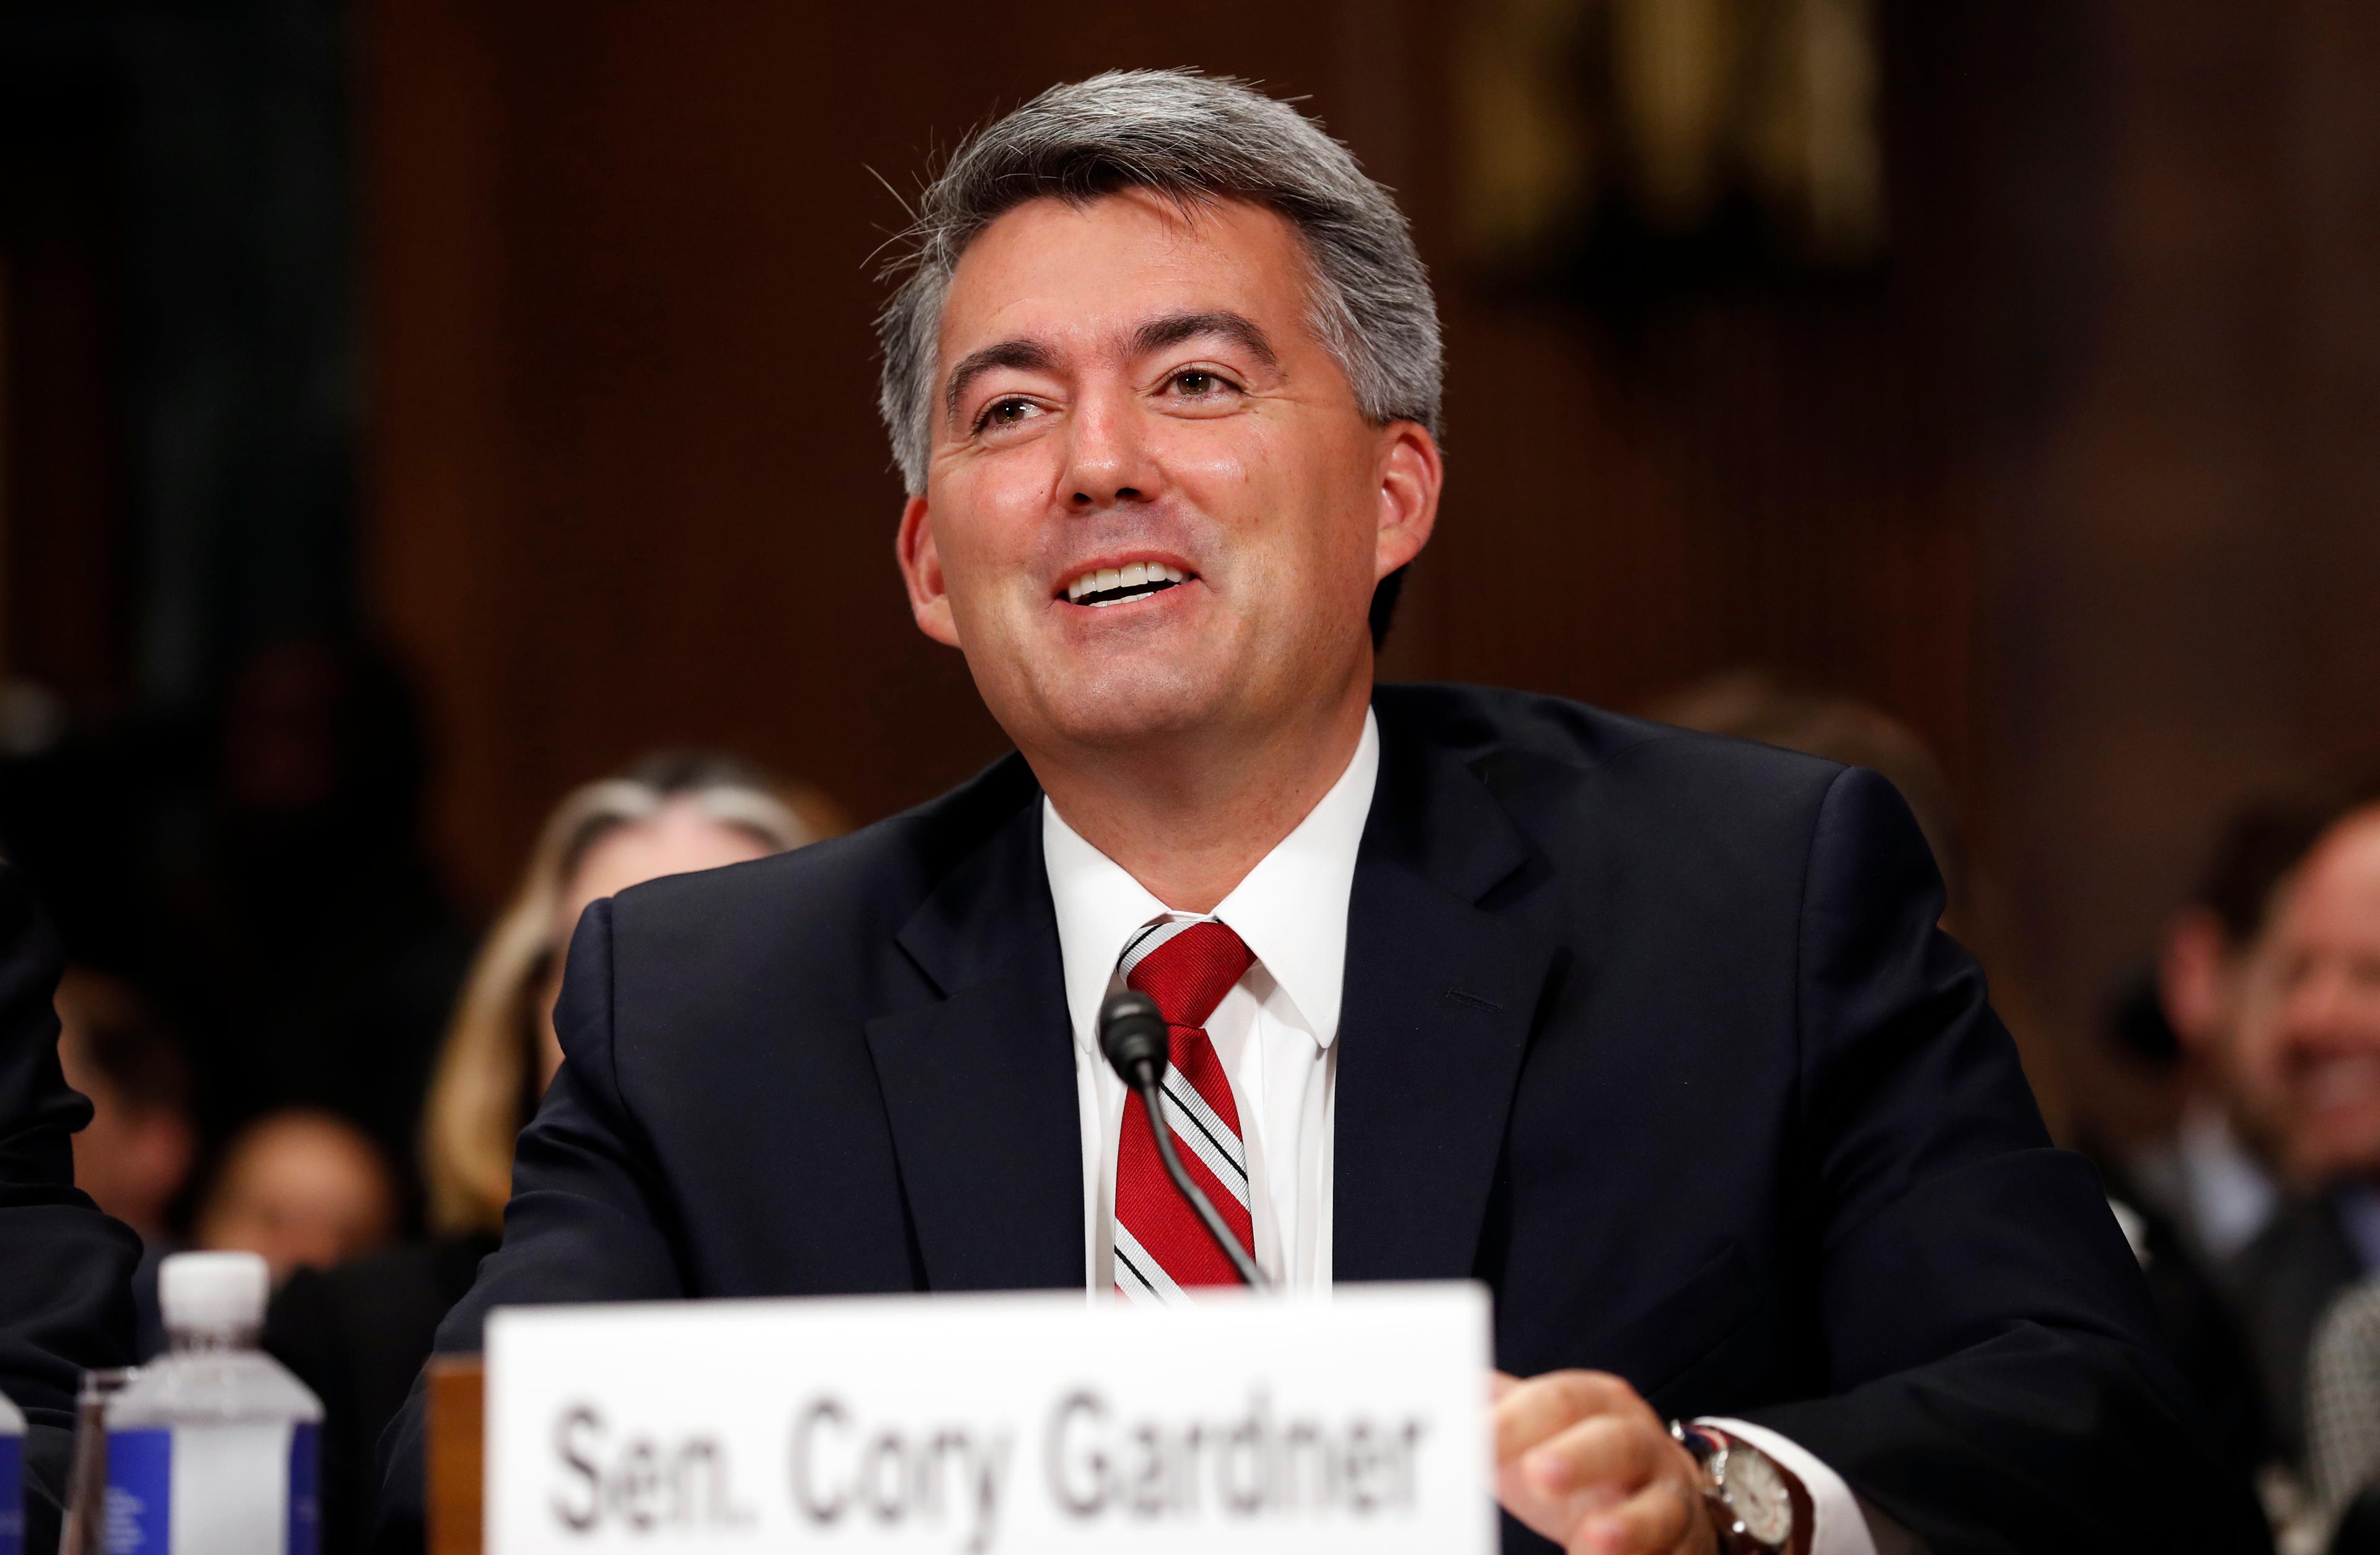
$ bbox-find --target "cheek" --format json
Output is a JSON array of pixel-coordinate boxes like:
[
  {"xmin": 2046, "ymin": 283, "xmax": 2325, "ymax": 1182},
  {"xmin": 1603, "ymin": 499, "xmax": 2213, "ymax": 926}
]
[
  {"xmin": 935, "ymin": 466, "xmax": 1051, "ymax": 598},
  {"xmin": 1173, "ymin": 425, "xmax": 1373, "ymax": 586},
  {"xmin": 2226, "ymin": 1023, "xmax": 2290, "ymax": 1096}
]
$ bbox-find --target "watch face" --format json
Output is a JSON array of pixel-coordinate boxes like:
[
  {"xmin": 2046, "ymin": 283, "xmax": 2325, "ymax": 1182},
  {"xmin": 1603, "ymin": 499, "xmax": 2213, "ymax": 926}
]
[{"xmin": 1719, "ymin": 1446, "xmax": 1795, "ymax": 1547}]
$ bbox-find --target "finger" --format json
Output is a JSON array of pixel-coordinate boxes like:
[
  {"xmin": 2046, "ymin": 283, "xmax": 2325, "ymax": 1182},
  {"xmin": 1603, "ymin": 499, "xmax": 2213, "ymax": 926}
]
[
  {"xmin": 1567, "ymin": 1473, "xmax": 1698, "ymax": 1555},
  {"xmin": 1521, "ymin": 1412, "xmax": 1660, "ymax": 1500},
  {"xmin": 1491, "ymin": 1370, "xmax": 1520, "ymax": 1401},
  {"xmin": 1493, "ymin": 1370, "xmax": 1636, "ymax": 1461}
]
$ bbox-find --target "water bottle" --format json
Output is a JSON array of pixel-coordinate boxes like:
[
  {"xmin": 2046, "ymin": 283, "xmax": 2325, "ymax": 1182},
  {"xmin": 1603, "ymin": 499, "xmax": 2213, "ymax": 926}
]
[
  {"xmin": 104, "ymin": 1252, "xmax": 320, "ymax": 1555},
  {"xmin": 0, "ymin": 1381, "xmax": 23, "ymax": 1555}
]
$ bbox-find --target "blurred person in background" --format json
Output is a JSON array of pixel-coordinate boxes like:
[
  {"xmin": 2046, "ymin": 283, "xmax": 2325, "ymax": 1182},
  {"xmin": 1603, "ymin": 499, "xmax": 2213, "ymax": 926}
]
[
  {"xmin": 154, "ymin": 635, "xmax": 473, "ymax": 1171},
  {"xmin": 2225, "ymin": 794, "xmax": 2380, "ymax": 1486},
  {"xmin": 193, "ymin": 1107, "xmax": 399, "ymax": 1287},
  {"xmin": 2096, "ymin": 800, "xmax": 2361, "ymax": 1277},
  {"xmin": 53, "ymin": 966, "xmax": 198, "ymax": 1354},
  {"xmin": 53, "ymin": 968, "xmax": 195, "ymax": 1245},
  {"xmin": 0, "ymin": 861, "xmax": 143, "ymax": 1552},
  {"xmin": 2078, "ymin": 796, "xmax": 2367, "ymax": 1504},
  {"xmin": 267, "ymin": 750, "xmax": 829, "ymax": 1555}
]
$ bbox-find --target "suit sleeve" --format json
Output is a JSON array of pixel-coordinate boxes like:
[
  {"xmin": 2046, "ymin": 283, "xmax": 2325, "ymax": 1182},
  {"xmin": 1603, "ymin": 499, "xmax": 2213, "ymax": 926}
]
[
  {"xmin": 374, "ymin": 897, "xmax": 688, "ymax": 1550},
  {"xmin": 1741, "ymin": 767, "xmax": 2270, "ymax": 1554},
  {"xmin": 0, "ymin": 862, "xmax": 141, "ymax": 1553}
]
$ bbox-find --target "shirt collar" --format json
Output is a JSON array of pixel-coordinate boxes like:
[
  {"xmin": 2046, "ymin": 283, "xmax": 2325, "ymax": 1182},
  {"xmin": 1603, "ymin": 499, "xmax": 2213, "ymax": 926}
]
[{"xmin": 1042, "ymin": 708, "xmax": 1380, "ymax": 1057}]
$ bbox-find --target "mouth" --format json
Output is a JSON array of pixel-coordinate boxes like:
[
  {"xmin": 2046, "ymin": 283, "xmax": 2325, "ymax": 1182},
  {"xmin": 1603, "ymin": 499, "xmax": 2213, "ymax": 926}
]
[
  {"xmin": 1058, "ymin": 560, "xmax": 1193, "ymax": 610},
  {"xmin": 2298, "ymin": 1051, "xmax": 2380, "ymax": 1115}
]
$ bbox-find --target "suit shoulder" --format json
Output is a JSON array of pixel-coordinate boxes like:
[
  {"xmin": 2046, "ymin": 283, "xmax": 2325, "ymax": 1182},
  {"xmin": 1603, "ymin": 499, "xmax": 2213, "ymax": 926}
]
[{"xmin": 1378, "ymin": 681, "xmax": 1845, "ymax": 811}]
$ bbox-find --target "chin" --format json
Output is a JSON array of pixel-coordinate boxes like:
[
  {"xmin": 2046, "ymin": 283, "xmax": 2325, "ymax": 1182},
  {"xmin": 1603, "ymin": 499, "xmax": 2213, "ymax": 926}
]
[
  {"xmin": 1047, "ymin": 700, "xmax": 1214, "ymax": 751},
  {"xmin": 1031, "ymin": 666, "xmax": 1225, "ymax": 751},
  {"xmin": 2282, "ymin": 1116, "xmax": 2380, "ymax": 1186}
]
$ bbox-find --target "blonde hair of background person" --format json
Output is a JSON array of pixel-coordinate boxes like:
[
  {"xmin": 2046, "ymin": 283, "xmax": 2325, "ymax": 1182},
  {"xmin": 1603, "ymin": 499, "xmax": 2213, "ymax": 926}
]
[{"xmin": 420, "ymin": 752, "xmax": 836, "ymax": 1235}]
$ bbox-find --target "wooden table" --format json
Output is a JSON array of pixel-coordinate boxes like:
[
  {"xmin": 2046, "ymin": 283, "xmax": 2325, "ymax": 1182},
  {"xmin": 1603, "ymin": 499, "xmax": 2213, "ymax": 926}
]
[{"xmin": 427, "ymin": 1357, "xmax": 487, "ymax": 1555}]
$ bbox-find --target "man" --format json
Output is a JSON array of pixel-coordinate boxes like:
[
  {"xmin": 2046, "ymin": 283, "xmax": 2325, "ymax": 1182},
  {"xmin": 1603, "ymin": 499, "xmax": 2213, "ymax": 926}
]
[
  {"xmin": 379, "ymin": 71, "xmax": 2259, "ymax": 1554},
  {"xmin": 0, "ymin": 862, "xmax": 144, "ymax": 1551},
  {"xmin": 2226, "ymin": 797, "xmax": 2380, "ymax": 1473},
  {"xmin": 2077, "ymin": 802, "xmax": 2351, "ymax": 1480},
  {"xmin": 2127, "ymin": 803, "xmax": 2349, "ymax": 1264}
]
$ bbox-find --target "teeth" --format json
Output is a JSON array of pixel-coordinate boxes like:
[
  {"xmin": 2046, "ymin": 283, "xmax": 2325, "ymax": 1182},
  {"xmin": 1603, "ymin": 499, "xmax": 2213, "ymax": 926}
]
[{"xmin": 1064, "ymin": 563, "xmax": 1191, "ymax": 601}]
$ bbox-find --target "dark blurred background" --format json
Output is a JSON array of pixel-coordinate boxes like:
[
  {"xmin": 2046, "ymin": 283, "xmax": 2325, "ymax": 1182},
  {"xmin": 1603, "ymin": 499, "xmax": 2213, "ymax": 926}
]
[{"xmin": 6, "ymin": 0, "xmax": 2380, "ymax": 1541}]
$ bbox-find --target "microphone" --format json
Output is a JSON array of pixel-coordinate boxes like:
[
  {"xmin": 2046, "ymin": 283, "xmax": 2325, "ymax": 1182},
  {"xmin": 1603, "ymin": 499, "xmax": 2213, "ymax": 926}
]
[{"xmin": 1098, "ymin": 989, "xmax": 1268, "ymax": 1290}]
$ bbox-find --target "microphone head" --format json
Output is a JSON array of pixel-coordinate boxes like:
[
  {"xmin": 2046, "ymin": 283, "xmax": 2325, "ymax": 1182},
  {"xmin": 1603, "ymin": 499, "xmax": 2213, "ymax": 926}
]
[{"xmin": 1098, "ymin": 989, "xmax": 1169, "ymax": 1089}]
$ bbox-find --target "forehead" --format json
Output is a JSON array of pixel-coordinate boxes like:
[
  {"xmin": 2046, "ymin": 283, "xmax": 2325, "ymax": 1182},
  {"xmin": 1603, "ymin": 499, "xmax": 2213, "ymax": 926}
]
[
  {"xmin": 938, "ymin": 190, "xmax": 1315, "ymax": 360},
  {"xmin": 2281, "ymin": 813, "xmax": 2380, "ymax": 939}
]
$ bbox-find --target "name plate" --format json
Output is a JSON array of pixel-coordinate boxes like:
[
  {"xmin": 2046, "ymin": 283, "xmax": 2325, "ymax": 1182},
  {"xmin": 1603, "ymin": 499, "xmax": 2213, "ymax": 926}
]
[{"xmin": 486, "ymin": 1284, "xmax": 1493, "ymax": 1554}]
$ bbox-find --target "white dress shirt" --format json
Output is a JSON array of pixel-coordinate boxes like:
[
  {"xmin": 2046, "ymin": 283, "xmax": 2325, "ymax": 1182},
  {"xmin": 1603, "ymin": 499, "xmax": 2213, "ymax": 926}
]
[{"xmin": 1041, "ymin": 708, "xmax": 1912, "ymax": 1555}]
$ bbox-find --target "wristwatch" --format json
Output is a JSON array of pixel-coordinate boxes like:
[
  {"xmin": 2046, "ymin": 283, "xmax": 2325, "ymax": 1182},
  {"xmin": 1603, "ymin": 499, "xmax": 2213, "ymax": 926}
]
[{"xmin": 1670, "ymin": 1421, "xmax": 1809, "ymax": 1555}]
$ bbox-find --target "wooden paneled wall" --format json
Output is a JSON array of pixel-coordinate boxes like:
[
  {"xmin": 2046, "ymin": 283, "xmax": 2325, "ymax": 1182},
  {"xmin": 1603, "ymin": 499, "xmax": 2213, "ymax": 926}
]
[
  {"xmin": 363, "ymin": 0, "xmax": 2380, "ymax": 1071},
  {"xmin": 362, "ymin": 0, "xmax": 1981, "ymax": 891}
]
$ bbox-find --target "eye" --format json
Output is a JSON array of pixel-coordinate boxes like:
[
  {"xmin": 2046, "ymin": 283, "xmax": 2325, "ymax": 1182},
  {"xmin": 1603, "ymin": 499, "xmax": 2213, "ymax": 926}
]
[
  {"xmin": 976, "ymin": 396, "xmax": 1043, "ymax": 433},
  {"xmin": 1154, "ymin": 366, "xmax": 1245, "ymax": 413}
]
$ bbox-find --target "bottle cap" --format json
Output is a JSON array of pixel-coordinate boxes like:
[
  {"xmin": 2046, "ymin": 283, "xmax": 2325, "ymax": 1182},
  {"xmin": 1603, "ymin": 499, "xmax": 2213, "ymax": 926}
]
[{"xmin": 159, "ymin": 1251, "xmax": 269, "ymax": 1333}]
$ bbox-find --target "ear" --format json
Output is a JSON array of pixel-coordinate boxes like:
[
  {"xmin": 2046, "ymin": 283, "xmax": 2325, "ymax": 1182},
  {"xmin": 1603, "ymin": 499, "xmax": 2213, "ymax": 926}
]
[
  {"xmin": 896, "ymin": 494, "xmax": 962, "ymax": 648},
  {"xmin": 1373, "ymin": 420, "xmax": 1443, "ymax": 581},
  {"xmin": 2159, "ymin": 907, "xmax": 2232, "ymax": 1055}
]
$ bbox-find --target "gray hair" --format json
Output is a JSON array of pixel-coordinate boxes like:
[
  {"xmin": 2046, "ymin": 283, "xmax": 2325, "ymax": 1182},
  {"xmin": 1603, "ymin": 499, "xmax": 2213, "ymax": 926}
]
[{"xmin": 875, "ymin": 69, "xmax": 1442, "ymax": 495}]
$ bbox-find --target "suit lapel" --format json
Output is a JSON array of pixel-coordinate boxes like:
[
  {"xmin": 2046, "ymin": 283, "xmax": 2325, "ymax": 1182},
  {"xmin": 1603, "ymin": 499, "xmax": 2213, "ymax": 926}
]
[
  {"xmin": 865, "ymin": 777, "xmax": 1085, "ymax": 1292},
  {"xmin": 1334, "ymin": 718, "xmax": 1555, "ymax": 1283}
]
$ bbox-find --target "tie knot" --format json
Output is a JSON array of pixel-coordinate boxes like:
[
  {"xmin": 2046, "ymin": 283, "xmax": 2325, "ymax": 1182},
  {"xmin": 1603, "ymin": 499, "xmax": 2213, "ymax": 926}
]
[{"xmin": 1120, "ymin": 918, "xmax": 1252, "ymax": 1030}]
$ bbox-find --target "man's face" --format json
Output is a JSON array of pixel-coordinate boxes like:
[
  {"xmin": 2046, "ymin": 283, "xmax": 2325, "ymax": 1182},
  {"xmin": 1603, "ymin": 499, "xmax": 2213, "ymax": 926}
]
[
  {"xmin": 2231, "ymin": 808, "xmax": 2380, "ymax": 1187},
  {"xmin": 895, "ymin": 190, "xmax": 1437, "ymax": 758}
]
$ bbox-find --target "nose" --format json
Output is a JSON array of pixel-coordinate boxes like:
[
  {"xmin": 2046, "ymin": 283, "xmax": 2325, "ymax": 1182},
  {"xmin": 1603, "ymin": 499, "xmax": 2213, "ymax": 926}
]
[{"xmin": 1059, "ymin": 385, "xmax": 1160, "ymax": 512}]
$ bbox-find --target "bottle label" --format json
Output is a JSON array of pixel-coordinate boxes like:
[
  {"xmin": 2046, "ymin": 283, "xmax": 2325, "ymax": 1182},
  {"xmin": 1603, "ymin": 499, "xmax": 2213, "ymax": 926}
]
[
  {"xmin": 104, "ymin": 1429, "xmax": 170, "ymax": 1553},
  {"xmin": 104, "ymin": 1424, "xmax": 320, "ymax": 1555},
  {"xmin": 0, "ymin": 1430, "xmax": 22, "ymax": 1555},
  {"xmin": 289, "ymin": 1422, "xmax": 320, "ymax": 1555}
]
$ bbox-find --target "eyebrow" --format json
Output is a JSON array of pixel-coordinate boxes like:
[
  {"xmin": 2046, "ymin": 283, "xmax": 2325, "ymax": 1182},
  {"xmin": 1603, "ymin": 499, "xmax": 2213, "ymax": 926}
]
[
  {"xmin": 943, "ymin": 338, "xmax": 1057, "ymax": 424},
  {"xmin": 1129, "ymin": 310, "xmax": 1280, "ymax": 370},
  {"xmin": 941, "ymin": 310, "xmax": 1285, "ymax": 428}
]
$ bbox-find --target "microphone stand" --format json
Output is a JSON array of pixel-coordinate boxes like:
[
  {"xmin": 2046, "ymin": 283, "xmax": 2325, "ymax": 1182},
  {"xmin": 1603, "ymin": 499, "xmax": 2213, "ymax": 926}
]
[{"xmin": 1099, "ymin": 989, "xmax": 1269, "ymax": 1291}]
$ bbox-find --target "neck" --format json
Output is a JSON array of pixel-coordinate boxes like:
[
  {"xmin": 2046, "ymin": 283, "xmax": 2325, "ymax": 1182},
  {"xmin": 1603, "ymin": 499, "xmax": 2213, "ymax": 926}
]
[{"xmin": 1032, "ymin": 680, "xmax": 1372, "ymax": 913}]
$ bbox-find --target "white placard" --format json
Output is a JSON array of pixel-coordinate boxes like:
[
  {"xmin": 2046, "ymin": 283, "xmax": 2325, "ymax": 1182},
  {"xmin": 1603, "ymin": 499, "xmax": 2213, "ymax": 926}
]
[{"xmin": 486, "ymin": 1284, "xmax": 1494, "ymax": 1555}]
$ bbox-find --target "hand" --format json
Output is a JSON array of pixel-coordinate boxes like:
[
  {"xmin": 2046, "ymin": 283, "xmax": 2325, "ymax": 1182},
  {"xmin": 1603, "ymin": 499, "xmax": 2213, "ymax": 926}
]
[{"xmin": 1492, "ymin": 1370, "xmax": 1717, "ymax": 1555}]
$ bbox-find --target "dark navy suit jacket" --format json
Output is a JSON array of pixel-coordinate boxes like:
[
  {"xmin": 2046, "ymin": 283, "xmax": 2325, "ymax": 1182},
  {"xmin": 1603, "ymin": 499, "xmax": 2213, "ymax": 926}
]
[
  {"xmin": 378, "ymin": 685, "xmax": 2265, "ymax": 1553},
  {"xmin": 0, "ymin": 862, "xmax": 142, "ymax": 1551}
]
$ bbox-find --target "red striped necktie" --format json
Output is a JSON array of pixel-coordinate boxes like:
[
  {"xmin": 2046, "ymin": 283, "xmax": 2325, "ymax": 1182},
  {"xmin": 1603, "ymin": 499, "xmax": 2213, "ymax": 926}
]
[{"xmin": 1111, "ymin": 917, "xmax": 1256, "ymax": 1304}]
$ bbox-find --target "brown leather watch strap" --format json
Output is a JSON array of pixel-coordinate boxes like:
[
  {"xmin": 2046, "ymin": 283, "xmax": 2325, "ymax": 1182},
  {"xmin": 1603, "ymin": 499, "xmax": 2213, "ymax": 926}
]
[{"xmin": 1781, "ymin": 1465, "xmax": 1815, "ymax": 1555}]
